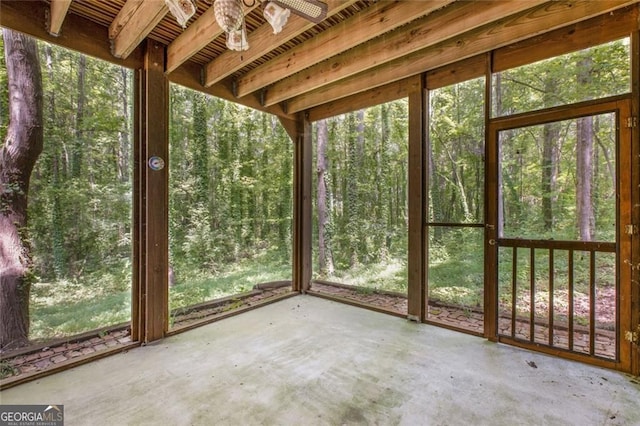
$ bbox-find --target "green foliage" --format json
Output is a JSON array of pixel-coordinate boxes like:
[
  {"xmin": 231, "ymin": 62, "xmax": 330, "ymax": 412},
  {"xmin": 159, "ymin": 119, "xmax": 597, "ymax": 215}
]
[
  {"xmin": 0, "ymin": 360, "xmax": 18, "ymax": 379},
  {"xmin": 168, "ymin": 85, "xmax": 293, "ymax": 314},
  {"xmin": 3, "ymin": 34, "xmax": 629, "ymax": 342},
  {"xmin": 499, "ymin": 115, "xmax": 617, "ymax": 240},
  {"xmin": 495, "ymin": 39, "xmax": 628, "ymax": 240},
  {"xmin": 429, "ymin": 78, "xmax": 485, "ymax": 224},
  {"xmin": 30, "ymin": 279, "xmax": 131, "ymax": 340},
  {"xmin": 169, "ymin": 255, "xmax": 290, "ymax": 313},
  {"xmin": 0, "ymin": 40, "xmax": 135, "ymax": 341},
  {"xmin": 496, "ymin": 39, "xmax": 630, "ymax": 116},
  {"xmin": 313, "ymin": 100, "xmax": 409, "ymax": 282},
  {"xmin": 428, "ymin": 227, "xmax": 484, "ymax": 308},
  {"xmin": 29, "ymin": 43, "xmax": 133, "ymax": 285}
]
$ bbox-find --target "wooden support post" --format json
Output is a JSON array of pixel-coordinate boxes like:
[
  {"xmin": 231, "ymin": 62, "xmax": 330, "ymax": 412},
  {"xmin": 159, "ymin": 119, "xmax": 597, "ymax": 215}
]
[
  {"xmin": 407, "ymin": 78, "xmax": 426, "ymax": 321},
  {"xmin": 618, "ymin": 98, "xmax": 634, "ymax": 373},
  {"xmin": 134, "ymin": 39, "xmax": 169, "ymax": 343},
  {"xmin": 484, "ymin": 52, "xmax": 498, "ymax": 342},
  {"xmin": 631, "ymin": 29, "xmax": 640, "ymax": 377},
  {"xmin": 292, "ymin": 113, "xmax": 313, "ymax": 292}
]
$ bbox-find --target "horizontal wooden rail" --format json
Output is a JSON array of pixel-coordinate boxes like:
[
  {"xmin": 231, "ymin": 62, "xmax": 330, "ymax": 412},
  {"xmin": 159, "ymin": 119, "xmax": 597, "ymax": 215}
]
[
  {"xmin": 427, "ymin": 222, "xmax": 485, "ymax": 228},
  {"xmin": 498, "ymin": 238, "xmax": 616, "ymax": 252}
]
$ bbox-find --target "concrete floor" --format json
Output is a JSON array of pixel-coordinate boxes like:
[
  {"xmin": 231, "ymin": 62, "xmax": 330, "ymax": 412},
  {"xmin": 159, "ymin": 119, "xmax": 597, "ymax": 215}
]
[{"xmin": 1, "ymin": 296, "xmax": 639, "ymax": 426}]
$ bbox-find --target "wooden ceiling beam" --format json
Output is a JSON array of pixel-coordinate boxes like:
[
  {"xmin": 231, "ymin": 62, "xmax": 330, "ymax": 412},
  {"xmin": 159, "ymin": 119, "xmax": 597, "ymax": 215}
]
[
  {"xmin": 109, "ymin": 0, "xmax": 144, "ymax": 39},
  {"xmin": 166, "ymin": 2, "xmax": 261, "ymax": 74},
  {"xmin": 286, "ymin": 0, "xmax": 638, "ymax": 113},
  {"xmin": 307, "ymin": 75, "xmax": 422, "ymax": 122},
  {"xmin": 262, "ymin": 0, "xmax": 548, "ymax": 108},
  {"xmin": 426, "ymin": 54, "xmax": 488, "ymax": 91},
  {"xmin": 235, "ymin": 0, "xmax": 454, "ymax": 98},
  {"xmin": 110, "ymin": 0, "xmax": 168, "ymax": 59},
  {"xmin": 202, "ymin": 0, "xmax": 358, "ymax": 88},
  {"xmin": 493, "ymin": 4, "xmax": 638, "ymax": 72},
  {"xmin": 169, "ymin": 62, "xmax": 294, "ymax": 120},
  {"xmin": 47, "ymin": 0, "xmax": 72, "ymax": 36},
  {"xmin": 0, "ymin": 0, "xmax": 144, "ymax": 69}
]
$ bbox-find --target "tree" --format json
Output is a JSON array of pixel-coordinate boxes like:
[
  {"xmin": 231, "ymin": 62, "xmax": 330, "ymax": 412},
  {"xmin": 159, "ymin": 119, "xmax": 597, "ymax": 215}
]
[
  {"xmin": 345, "ymin": 111, "xmax": 361, "ymax": 267},
  {"xmin": 191, "ymin": 91, "xmax": 209, "ymax": 207},
  {"xmin": 541, "ymin": 75, "xmax": 561, "ymax": 232},
  {"xmin": 576, "ymin": 55, "xmax": 595, "ymax": 241},
  {"xmin": 0, "ymin": 30, "xmax": 43, "ymax": 349},
  {"xmin": 316, "ymin": 119, "xmax": 333, "ymax": 275}
]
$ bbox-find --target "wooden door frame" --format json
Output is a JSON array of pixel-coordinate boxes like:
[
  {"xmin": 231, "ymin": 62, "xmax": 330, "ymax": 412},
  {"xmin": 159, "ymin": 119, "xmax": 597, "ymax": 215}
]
[
  {"xmin": 487, "ymin": 96, "xmax": 634, "ymax": 372},
  {"xmin": 630, "ymin": 30, "xmax": 640, "ymax": 377}
]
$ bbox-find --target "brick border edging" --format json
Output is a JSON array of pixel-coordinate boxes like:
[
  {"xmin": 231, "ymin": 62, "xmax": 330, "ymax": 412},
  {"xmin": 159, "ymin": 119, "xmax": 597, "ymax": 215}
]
[{"xmin": 0, "ymin": 323, "xmax": 131, "ymax": 361}]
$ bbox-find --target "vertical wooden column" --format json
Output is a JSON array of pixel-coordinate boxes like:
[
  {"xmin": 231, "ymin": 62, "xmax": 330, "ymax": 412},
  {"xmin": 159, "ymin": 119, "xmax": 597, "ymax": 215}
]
[
  {"xmin": 484, "ymin": 53, "xmax": 498, "ymax": 342},
  {"xmin": 407, "ymin": 78, "xmax": 426, "ymax": 321},
  {"xmin": 292, "ymin": 113, "xmax": 312, "ymax": 292},
  {"xmin": 132, "ymin": 69, "xmax": 142, "ymax": 342},
  {"xmin": 631, "ymin": 30, "xmax": 640, "ymax": 376},
  {"xmin": 618, "ymin": 99, "xmax": 633, "ymax": 373},
  {"xmin": 134, "ymin": 39, "xmax": 169, "ymax": 343}
]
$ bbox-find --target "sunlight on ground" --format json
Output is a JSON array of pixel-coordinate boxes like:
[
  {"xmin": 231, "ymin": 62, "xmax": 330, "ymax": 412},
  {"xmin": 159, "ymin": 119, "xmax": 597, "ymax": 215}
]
[
  {"xmin": 321, "ymin": 257, "xmax": 407, "ymax": 293},
  {"xmin": 430, "ymin": 286, "xmax": 477, "ymax": 307}
]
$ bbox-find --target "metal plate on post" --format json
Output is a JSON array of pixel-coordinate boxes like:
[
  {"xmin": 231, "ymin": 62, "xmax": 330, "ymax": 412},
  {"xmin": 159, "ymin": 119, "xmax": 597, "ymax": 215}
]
[{"xmin": 148, "ymin": 156, "xmax": 165, "ymax": 171}]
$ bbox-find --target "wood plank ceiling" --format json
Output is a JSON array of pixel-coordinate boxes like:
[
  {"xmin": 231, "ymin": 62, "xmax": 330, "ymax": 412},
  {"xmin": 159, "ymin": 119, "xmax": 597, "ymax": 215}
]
[{"xmin": 1, "ymin": 0, "xmax": 639, "ymax": 119}]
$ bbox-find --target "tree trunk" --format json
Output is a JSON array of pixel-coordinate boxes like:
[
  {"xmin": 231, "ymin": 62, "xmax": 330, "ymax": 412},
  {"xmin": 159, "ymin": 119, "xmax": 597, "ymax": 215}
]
[
  {"xmin": 72, "ymin": 54, "xmax": 85, "ymax": 179},
  {"xmin": 576, "ymin": 56, "xmax": 594, "ymax": 241},
  {"xmin": 541, "ymin": 74, "xmax": 560, "ymax": 233},
  {"xmin": 541, "ymin": 122, "xmax": 560, "ymax": 232},
  {"xmin": 576, "ymin": 115, "xmax": 594, "ymax": 241},
  {"xmin": 191, "ymin": 92, "xmax": 209, "ymax": 207},
  {"xmin": 493, "ymin": 73, "xmax": 505, "ymax": 236},
  {"xmin": 445, "ymin": 147, "xmax": 471, "ymax": 221},
  {"xmin": 45, "ymin": 44, "xmax": 67, "ymax": 278},
  {"xmin": 0, "ymin": 29, "xmax": 43, "ymax": 349},
  {"xmin": 118, "ymin": 67, "xmax": 130, "ymax": 183},
  {"xmin": 378, "ymin": 104, "xmax": 391, "ymax": 253},
  {"xmin": 316, "ymin": 119, "xmax": 333, "ymax": 275},
  {"xmin": 346, "ymin": 111, "xmax": 360, "ymax": 267}
]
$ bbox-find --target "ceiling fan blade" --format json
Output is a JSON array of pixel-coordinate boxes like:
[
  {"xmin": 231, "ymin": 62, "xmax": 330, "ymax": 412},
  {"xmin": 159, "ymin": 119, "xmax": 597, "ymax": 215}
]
[{"xmin": 270, "ymin": 0, "xmax": 327, "ymax": 23}]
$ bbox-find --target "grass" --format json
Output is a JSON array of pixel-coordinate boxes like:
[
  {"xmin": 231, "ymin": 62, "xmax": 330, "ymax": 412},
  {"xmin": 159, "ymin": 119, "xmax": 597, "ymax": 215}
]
[
  {"xmin": 28, "ymin": 252, "xmax": 291, "ymax": 343},
  {"xmin": 30, "ymin": 290, "xmax": 131, "ymax": 341},
  {"xmin": 169, "ymin": 257, "xmax": 291, "ymax": 312},
  {"xmin": 314, "ymin": 257, "xmax": 408, "ymax": 294},
  {"xmin": 27, "ymin": 239, "xmax": 616, "ymax": 344}
]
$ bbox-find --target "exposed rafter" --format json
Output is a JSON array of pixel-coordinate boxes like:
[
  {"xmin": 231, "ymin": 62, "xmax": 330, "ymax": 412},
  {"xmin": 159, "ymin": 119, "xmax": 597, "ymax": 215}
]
[
  {"xmin": 235, "ymin": 0, "xmax": 455, "ymax": 98},
  {"xmin": 261, "ymin": 0, "xmax": 548, "ymax": 107},
  {"xmin": 166, "ymin": 1, "xmax": 261, "ymax": 74},
  {"xmin": 47, "ymin": 0, "xmax": 72, "ymax": 36},
  {"xmin": 109, "ymin": 0, "xmax": 168, "ymax": 59},
  {"xmin": 284, "ymin": 0, "xmax": 638, "ymax": 113},
  {"xmin": 202, "ymin": 0, "xmax": 358, "ymax": 88}
]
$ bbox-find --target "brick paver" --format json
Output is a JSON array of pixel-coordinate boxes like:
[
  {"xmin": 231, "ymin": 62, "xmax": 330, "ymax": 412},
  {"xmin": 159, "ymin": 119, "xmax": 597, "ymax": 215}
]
[{"xmin": 312, "ymin": 282, "xmax": 616, "ymax": 360}]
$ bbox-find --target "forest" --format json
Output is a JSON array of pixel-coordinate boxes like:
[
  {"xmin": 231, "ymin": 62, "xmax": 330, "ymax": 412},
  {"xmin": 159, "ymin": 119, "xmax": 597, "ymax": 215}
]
[
  {"xmin": 426, "ymin": 39, "xmax": 629, "ymax": 314},
  {"xmin": 0, "ymin": 30, "xmax": 630, "ymax": 348}
]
